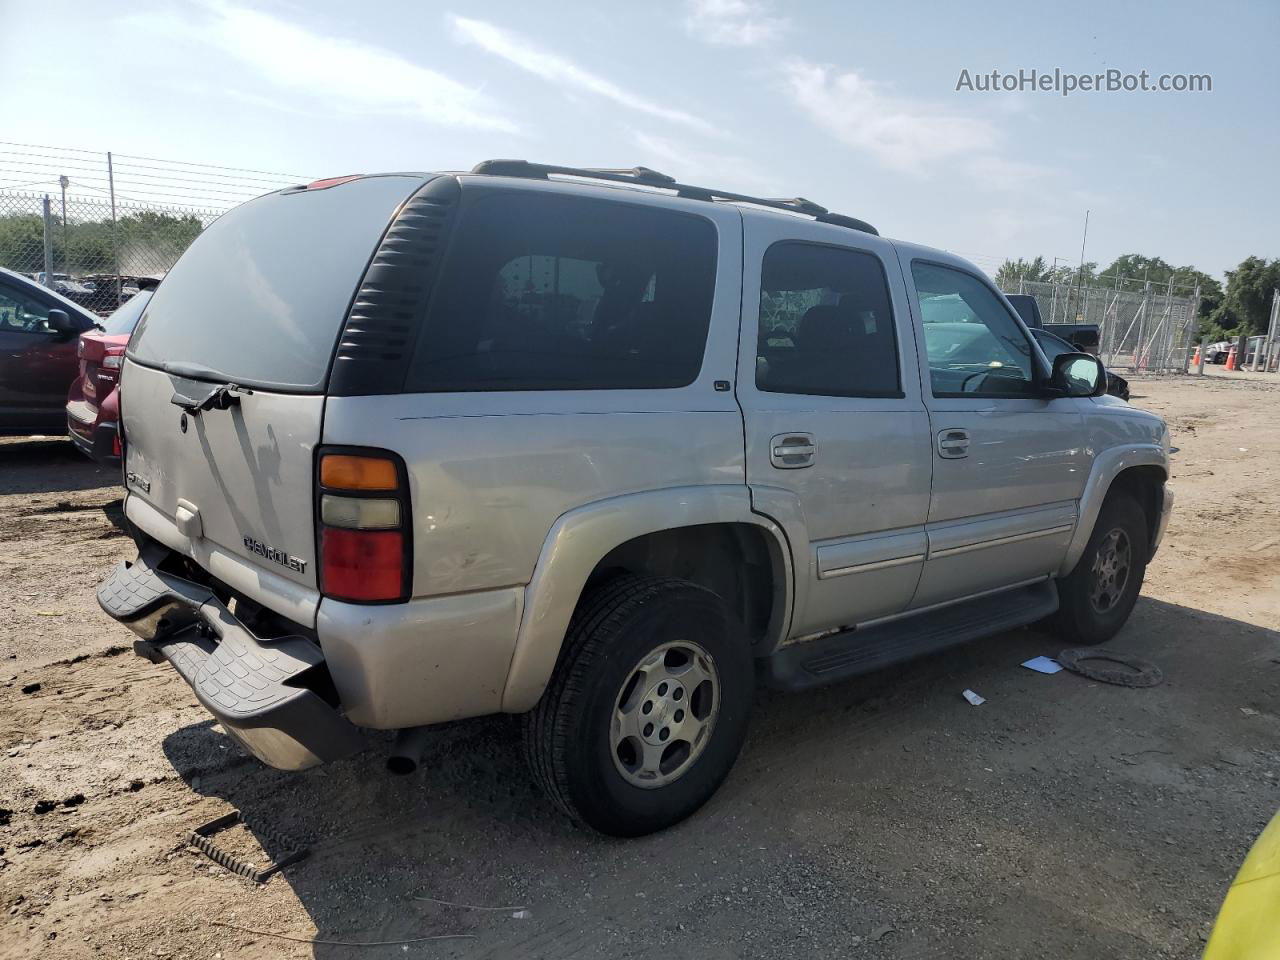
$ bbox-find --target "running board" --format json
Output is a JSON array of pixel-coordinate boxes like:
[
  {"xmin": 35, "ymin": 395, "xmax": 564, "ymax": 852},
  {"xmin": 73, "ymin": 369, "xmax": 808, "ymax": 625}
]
[{"xmin": 759, "ymin": 579, "xmax": 1059, "ymax": 692}]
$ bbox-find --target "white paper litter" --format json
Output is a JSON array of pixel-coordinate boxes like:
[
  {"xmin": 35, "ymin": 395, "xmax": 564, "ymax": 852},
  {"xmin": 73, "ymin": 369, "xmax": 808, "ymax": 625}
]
[
  {"xmin": 1021, "ymin": 656, "xmax": 1063, "ymax": 674},
  {"xmin": 962, "ymin": 689, "xmax": 985, "ymax": 706}
]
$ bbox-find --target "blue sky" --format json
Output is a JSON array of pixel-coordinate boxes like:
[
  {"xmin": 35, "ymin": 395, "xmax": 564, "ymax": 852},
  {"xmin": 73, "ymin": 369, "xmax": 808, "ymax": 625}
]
[{"xmin": 2, "ymin": 0, "xmax": 1276, "ymax": 280}]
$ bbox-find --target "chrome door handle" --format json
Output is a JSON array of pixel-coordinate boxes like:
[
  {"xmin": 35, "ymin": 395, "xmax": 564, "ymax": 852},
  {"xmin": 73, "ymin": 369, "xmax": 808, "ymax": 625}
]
[
  {"xmin": 937, "ymin": 428, "xmax": 970, "ymax": 459},
  {"xmin": 770, "ymin": 433, "xmax": 816, "ymax": 469}
]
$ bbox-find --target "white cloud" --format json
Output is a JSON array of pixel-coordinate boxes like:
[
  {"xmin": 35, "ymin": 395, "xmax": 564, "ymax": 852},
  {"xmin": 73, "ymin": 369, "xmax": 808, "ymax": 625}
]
[
  {"xmin": 629, "ymin": 130, "xmax": 777, "ymax": 194},
  {"xmin": 178, "ymin": 2, "xmax": 518, "ymax": 133},
  {"xmin": 784, "ymin": 62, "xmax": 993, "ymax": 175},
  {"xmin": 451, "ymin": 16, "xmax": 719, "ymax": 135},
  {"xmin": 684, "ymin": 0, "xmax": 789, "ymax": 46},
  {"xmin": 783, "ymin": 60, "xmax": 1051, "ymax": 191}
]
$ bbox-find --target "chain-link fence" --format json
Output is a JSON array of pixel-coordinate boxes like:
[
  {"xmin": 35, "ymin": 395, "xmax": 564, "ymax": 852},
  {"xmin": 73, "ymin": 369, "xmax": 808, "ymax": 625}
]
[
  {"xmin": 0, "ymin": 189, "xmax": 221, "ymax": 314},
  {"xmin": 999, "ymin": 275, "xmax": 1201, "ymax": 374}
]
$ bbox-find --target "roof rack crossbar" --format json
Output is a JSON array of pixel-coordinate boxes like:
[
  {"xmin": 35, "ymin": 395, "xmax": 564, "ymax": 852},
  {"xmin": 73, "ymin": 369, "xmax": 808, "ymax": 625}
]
[{"xmin": 467, "ymin": 159, "xmax": 878, "ymax": 236}]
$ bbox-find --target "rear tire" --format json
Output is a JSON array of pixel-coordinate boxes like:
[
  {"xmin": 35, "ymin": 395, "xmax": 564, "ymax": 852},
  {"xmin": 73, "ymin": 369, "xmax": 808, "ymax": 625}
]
[
  {"xmin": 1052, "ymin": 492, "xmax": 1149, "ymax": 646},
  {"xmin": 523, "ymin": 575, "xmax": 753, "ymax": 837}
]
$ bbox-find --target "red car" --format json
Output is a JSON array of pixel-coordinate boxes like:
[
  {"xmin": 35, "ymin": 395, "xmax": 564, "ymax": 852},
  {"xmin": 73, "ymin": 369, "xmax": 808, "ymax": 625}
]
[
  {"xmin": 0, "ymin": 267, "xmax": 100, "ymax": 436},
  {"xmin": 66, "ymin": 283, "xmax": 157, "ymax": 464}
]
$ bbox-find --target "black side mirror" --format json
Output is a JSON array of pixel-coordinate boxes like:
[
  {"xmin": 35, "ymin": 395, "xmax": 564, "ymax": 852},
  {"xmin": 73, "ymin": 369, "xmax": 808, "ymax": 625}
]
[
  {"xmin": 1050, "ymin": 352, "xmax": 1105, "ymax": 397},
  {"xmin": 46, "ymin": 308, "xmax": 76, "ymax": 337}
]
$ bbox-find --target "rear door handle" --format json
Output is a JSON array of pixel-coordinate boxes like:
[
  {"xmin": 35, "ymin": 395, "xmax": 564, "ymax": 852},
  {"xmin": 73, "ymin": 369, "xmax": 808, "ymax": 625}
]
[
  {"xmin": 937, "ymin": 428, "xmax": 970, "ymax": 459},
  {"xmin": 770, "ymin": 433, "xmax": 816, "ymax": 469}
]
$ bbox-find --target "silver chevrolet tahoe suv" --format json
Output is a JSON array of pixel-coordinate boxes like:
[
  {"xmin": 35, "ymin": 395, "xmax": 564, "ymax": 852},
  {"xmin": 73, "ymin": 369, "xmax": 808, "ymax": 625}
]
[{"xmin": 98, "ymin": 161, "xmax": 1173, "ymax": 836}]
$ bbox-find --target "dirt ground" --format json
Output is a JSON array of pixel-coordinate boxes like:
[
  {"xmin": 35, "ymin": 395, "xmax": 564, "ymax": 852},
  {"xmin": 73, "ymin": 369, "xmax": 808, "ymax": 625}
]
[{"xmin": 2, "ymin": 371, "xmax": 1278, "ymax": 960}]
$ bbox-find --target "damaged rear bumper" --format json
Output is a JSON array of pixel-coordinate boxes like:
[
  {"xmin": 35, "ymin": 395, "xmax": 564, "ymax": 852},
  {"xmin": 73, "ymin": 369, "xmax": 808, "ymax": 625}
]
[{"xmin": 96, "ymin": 546, "xmax": 364, "ymax": 771}]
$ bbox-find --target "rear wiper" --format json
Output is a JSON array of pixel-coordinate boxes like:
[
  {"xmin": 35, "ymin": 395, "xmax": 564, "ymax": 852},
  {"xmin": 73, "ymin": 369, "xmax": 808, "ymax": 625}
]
[
  {"xmin": 164, "ymin": 361, "xmax": 253, "ymax": 414},
  {"xmin": 163, "ymin": 360, "xmax": 240, "ymax": 382}
]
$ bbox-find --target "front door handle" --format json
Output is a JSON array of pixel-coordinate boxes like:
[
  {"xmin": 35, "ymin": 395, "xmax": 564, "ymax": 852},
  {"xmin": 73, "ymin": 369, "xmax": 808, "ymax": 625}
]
[
  {"xmin": 937, "ymin": 428, "xmax": 970, "ymax": 459},
  {"xmin": 770, "ymin": 433, "xmax": 816, "ymax": 469}
]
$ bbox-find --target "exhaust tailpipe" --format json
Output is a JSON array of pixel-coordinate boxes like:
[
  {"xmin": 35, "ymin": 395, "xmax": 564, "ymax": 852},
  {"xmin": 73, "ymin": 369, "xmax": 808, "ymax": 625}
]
[{"xmin": 387, "ymin": 726, "xmax": 433, "ymax": 775}]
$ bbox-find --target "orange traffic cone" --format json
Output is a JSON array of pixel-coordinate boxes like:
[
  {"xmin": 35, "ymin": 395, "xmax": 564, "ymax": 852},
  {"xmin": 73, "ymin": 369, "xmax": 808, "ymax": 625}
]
[
  {"xmin": 1192, "ymin": 344, "xmax": 1202, "ymax": 365},
  {"xmin": 1226, "ymin": 345, "xmax": 1238, "ymax": 370}
]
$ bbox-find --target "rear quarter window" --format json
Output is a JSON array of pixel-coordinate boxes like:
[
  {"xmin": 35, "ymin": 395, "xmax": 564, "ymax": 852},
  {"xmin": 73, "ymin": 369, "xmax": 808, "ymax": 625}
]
[{"xmin": 403, "ymin": 191, "xmax": 718, "ymax": 392}]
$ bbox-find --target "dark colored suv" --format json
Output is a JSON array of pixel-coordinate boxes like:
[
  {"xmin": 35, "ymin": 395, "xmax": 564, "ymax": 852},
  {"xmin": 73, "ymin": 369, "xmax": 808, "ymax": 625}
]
[{"xmin": 0, "ymin": 267, "xmax": 100, "ymax": 436}]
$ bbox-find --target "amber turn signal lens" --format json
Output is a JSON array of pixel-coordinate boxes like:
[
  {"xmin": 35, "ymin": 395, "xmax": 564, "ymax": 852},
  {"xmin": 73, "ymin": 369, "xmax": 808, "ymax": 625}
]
[{"xmin": 320, "ymin": 454, "xmax": 398, "ymax": 491}]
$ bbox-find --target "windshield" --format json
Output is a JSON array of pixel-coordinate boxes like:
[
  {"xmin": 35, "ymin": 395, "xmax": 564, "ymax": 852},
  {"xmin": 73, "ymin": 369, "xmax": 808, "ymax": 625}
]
[{"xmin": 101, "ymin": 289, "xmax": 154, "ymax": 336}]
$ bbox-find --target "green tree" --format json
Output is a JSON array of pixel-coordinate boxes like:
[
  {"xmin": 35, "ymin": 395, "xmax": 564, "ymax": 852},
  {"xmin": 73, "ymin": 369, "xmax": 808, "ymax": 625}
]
[
  {"xmin": 0, "ymin": 208, "xmax": 208, "ymax": 278},
  {"xmin": 1098, "ymin": 253, "xmax": 1177, "ymax": 285},
  {"xmin": 1049, "ymin": 261, "xmax": 1096, "ymax": 285},
  {"xmin": 1221, "ymin": 256, "xmax": 1280, "ymax": 337},
  {"xmin": 0, "ymin": 213, "xmax": 48, "ymax": 274},
  {"xmin": 995, "ymin": 255, "xmax": 1050, "ymax": 288}
]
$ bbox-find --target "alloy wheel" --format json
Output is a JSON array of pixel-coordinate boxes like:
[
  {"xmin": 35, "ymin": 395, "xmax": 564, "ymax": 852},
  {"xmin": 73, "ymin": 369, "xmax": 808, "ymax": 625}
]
[
  {"xmin": 1089, "ymin": 527, "xmax": 1132, "ymax": 614},
  {"xmin": 610, "ymin": 641, "xmax": 720, "ymax": 789}
]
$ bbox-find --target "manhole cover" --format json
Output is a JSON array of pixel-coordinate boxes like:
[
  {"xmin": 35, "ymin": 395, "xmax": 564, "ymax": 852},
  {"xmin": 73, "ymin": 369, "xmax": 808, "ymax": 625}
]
[{"xmin": 1057, "ymin": 648, "xmax": 1163, "ymax": 688}]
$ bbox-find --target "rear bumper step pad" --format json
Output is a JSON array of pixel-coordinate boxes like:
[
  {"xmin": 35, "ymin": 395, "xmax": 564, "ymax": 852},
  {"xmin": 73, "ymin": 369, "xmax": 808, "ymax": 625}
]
[{"xmin": 97, "ymin": 546, "xmax": 364, "ymax": 770}]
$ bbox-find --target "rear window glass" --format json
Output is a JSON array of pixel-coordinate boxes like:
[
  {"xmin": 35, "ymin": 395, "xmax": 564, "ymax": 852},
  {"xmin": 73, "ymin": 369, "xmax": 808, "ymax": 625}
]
[
  {"xmin": 404, "ymin": 192, "xmax": 717, "ymax": 392},
  {"xmin": 102, "ymin": 289, "xmax": 153, "ymax": 336},
  {"xmin": 128, "ymin": 176, "xmax": 422, "ymax": 391}
]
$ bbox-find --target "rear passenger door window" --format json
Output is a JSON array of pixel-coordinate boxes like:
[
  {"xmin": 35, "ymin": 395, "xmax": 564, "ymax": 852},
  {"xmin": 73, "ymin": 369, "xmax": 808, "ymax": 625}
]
[
  {"xmin": 756, "ymin": 242, "xmax": 901, "ymax": 397},
  {"xmin": 405, "ymin": 192, "xmax": 717, "ymax": 392},
  {"xmin": 911, "ymin": 262, "xmax": 1037, "ymax": 397}
]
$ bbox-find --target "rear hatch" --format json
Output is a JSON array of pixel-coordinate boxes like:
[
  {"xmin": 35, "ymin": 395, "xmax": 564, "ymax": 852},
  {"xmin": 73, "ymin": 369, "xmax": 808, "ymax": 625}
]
[{"xmin": 120, "ymin": 175, "xmax": 427, "ymax": 623}]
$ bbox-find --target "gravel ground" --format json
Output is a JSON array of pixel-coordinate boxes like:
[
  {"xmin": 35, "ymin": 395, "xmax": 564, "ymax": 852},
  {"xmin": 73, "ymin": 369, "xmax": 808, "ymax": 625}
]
[{"xmin": 1, "ymin": 371, "xmax": 1278, "ymax": 959}]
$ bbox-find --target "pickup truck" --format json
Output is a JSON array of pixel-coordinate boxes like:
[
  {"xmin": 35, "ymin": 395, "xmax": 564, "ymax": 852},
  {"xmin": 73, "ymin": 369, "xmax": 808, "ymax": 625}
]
[{"xmin": 1005, "ymin": 293, "xmax": 1101, "ymax": 355}]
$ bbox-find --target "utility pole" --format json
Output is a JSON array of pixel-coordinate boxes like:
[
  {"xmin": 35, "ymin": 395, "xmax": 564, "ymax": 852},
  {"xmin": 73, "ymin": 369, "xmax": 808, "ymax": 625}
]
[
  {"xmin": 41, "ymin": 196, "xmax": 54, "ymax": 288},
  {"xmin": 58, "ymin": 175, "xmax": 69, "ymax": 275},
  {"xmin": 1070, "ymin": 210, "xmax": 1090, "ymax": 322}
]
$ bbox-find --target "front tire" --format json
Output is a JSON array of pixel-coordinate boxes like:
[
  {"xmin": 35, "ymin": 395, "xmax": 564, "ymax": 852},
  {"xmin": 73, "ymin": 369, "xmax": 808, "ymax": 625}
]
[
  {"xmin": 523, "ymin": 575, "xmax": 753, "ymax": 837},
  {"xmin": 1052, "ymin": 492, "xmax": 1149, "ymax": 646}
]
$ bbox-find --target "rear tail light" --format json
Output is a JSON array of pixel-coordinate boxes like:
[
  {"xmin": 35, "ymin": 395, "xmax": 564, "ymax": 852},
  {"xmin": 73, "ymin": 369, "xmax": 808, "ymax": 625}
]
[
  {"xmin": 102, "ymin": 354, "xmax": 123, "ymax": 370},
  {"xmin": 316, "ymin": 450, "xmax": 411, "ymax": 603},
  {"xmin": 320, "ymin": 495, "xmax": 400, "ymax": 529},
  {"xmin": 320, "ymin": 454, "xmax": 398, "ymax": 490}
]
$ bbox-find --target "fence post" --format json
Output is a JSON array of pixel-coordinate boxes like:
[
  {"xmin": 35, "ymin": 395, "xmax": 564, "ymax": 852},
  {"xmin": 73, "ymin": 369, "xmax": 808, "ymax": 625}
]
[
  {"xmin": 1135, "ymin": 282, "xmax": 1151, "ymax": 371},
  {"xmin": 1251, "ymin": 292, "xmax": 1275, "ymax": 372},
  {"xmin": 107, "ymin": 151, "xmax": 121, "ymax": 307},
  {"xmin": 1264, "ymin": 288, "xmax": 1280, "ymax": 373},
  {"xmin": 59, "ymin": 175, "xmax": 69, "ymax": 274},
  {"xmin": 1186, "ymin": 284, "xmax": 1202, "ymax": 373},
  {"xmin": 1160, "ymin": 279, "xmax": 1176, "ymax": 374},
  {"xmin": 41, "ymin": 195, "xmax": 54, "ymax": 287}
]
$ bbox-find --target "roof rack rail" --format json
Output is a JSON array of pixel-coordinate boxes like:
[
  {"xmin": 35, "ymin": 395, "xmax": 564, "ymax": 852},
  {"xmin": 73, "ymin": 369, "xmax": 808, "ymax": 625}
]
[{"xmin": 468, "ymin": 159, "xmax": 878, "ymax": 236}]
